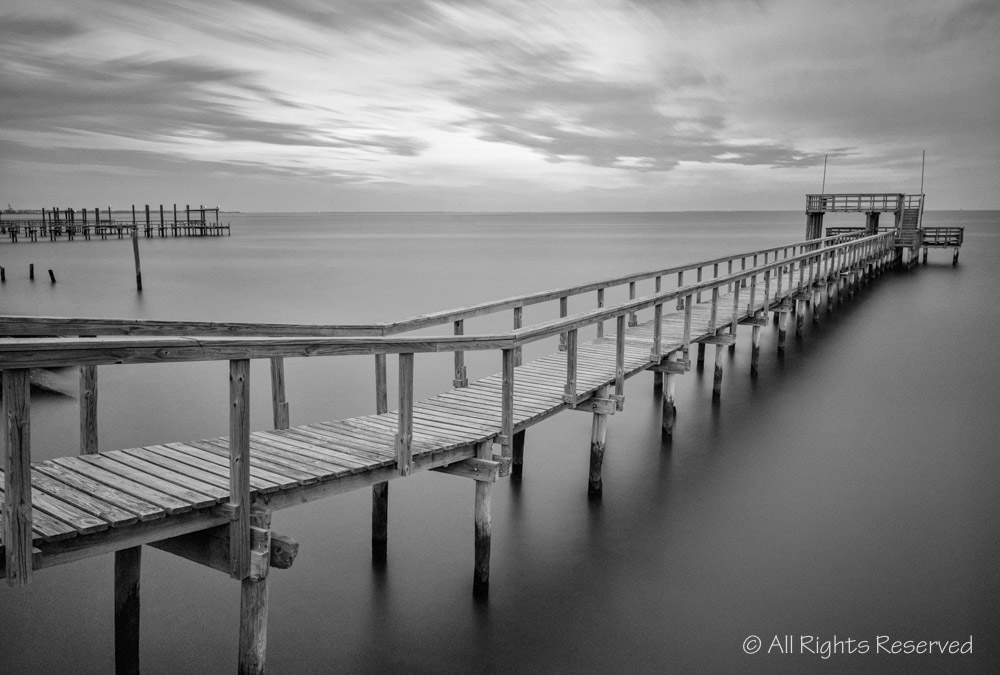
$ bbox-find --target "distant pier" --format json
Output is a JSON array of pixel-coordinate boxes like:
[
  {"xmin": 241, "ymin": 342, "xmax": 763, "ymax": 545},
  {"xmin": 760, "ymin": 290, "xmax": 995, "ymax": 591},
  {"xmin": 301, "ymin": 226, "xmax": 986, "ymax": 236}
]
[
  {"xmin": 806, "ymin": 192, "xmax": 964, "ymax": 265},
  {"xmin": 1, "ymin": 204, "xmax": 230, "ymax": 243}
]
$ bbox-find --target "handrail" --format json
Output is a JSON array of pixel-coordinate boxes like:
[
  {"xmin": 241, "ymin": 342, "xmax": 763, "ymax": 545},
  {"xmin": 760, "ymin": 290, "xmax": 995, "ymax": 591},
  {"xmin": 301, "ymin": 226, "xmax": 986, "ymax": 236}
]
[
  {"xmin": 0, "ymin": 230, "xmax": 896, "ymax": 587},
  {"xmin": 379, "ymin": 231, "xmax": 862, "ymax": 334},
  {"xmin": 0, "ymin": 231, "xmax": 859, "ymax": 340},
  {"xmin": 806, "ymin": 193, "xmax": 908, "ymax": 213},
  {"xmin": 0, "ymin": 232, "xmax": 894, "ymax": 368},
  {"xmin": 0, "ymin": 317, "xmax": 384, "ymax": 338}
]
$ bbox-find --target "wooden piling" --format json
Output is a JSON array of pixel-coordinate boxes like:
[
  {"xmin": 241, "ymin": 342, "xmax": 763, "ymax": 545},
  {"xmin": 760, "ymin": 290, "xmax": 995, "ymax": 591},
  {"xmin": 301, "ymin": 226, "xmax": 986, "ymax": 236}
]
[
  {"xmin": 114, "ymin": 546, "xmax": 142, "ymax": 675},
  {"xmin": 750, "ymin": 319, "xmax": 762, "ymax": 377},
  {"xmin": 80, "ymin": 366, "xmax": 98, "ymax": 454},
  {"xmin": 795, "ymin": 299, "xmax": 804, "ymax": 337},
  {"xmin": 662, "ymin": 353, "xmax": 678, "ymax": 439},
  {"xmin": 588, "ymin": 384, "xmax": 610, "ymax": 499},
  {"xmin": 473, "ymin": 439, "xmax": 492, "ymax": 598},
  {"xmin": 238, "ymin": 508, "xmax": 271, "ymax": 675},
  {"xmin": 710, "ymin": 341, "xmax": 723, "ymax": 400},
  {"xmin": 2, "ymin": 369, "xmax": 32, "ymax": 587},
  {"xmin": 131, "ymin": 227, "xmax": 142, "ymax": 292},
  {"xmin": 372, "ymin": 353, "xmax": 389, "ymax": 564},
  {"xmin": 511, "ymin": 429, "xmax": 526, "ymax": 480},
  {"xmin": 372, "ymin": 482, "xmax": 389, "ymax": 565},
  {"xmin": 777, "ymin": 308, "xmax": 788, "ymax": 353},
  {"xmin": 696, "ymin": 342, "xmax": 706, "ymax": 369},
  {"xmin": 29, "ymin": 263, "xmax": 34, "ymax": 280},
  {"xmin": 229, "ymin": 360, "xmax": 251, "ymax": 580},
  {"xmin": 48, "ymin": 269, "xmax": 56, "ymax": 283}
]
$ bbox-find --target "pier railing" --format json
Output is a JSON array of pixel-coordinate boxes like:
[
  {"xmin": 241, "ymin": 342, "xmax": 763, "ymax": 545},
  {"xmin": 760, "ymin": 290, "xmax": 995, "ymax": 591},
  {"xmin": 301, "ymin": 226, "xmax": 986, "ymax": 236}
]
[
  {"xmin": 1, "ymin": 231, "xmax": 895, "ymax": 583},
  {"xmin": 806, "ymin": 193, "xmax": 906, "ymax": 213}
]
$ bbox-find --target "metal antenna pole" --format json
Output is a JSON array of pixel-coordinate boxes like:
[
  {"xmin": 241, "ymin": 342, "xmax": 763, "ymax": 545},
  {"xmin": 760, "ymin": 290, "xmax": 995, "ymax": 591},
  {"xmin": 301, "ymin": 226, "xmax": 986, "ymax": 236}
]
[{"xmin": 919, "ymin": 150, "xmax": 925, "ymax": 195}]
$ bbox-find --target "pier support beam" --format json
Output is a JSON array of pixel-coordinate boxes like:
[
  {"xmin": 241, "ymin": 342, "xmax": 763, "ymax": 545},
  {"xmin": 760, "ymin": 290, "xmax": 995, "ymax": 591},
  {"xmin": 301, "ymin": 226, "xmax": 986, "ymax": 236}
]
[
  {"xmin": 865, "ymin": 211, "xmax": 880, "ymax": 234},
  {"xmin": 372, "ymin": 482, "xmax": 388, "ymax": 566},
  {"xmin": 511, "ymin": 430, "xmax": 526, "ymax": 480},
  {"xmin": 776, "ymin": 303, "xmax": 790, "ymax": 353},
  {"xmin": 238, "ymin": 508, "xmax": 272, "ymax": 675},
  {"xmin": 661, "ymin": 355, "xmax": 680, "ymax": 440},
  {"xmin": 115, "ymin": 547, "xmax": 142, "ymax": 675},
  {"xmin": 696, "ymin": 342, "xmax": 706, "ymax": 369},
  {"xmin": 750, "ymin": 312, "xmax": 766, "ymax": 377},
  {"xmin": 805, "ymin": 212, "xmax": 824, "ymax": 240},
  {"xmin": 473, "ymin": 440, "xmax": 493, "ymax": 598},
  {"xmin": 795, "ymin": 299, "xmax": 805, "ymax": 337},
  {"xmin": 713, "ymin": 343, "xmax": 724, "ymax": 400},
  {"xmin": 588, "ymin": 385, "xmax": 611, "ymax": 499},
  {"xmin": 653, "ymin": 353, "xmax": 685, "ymax": 440}
]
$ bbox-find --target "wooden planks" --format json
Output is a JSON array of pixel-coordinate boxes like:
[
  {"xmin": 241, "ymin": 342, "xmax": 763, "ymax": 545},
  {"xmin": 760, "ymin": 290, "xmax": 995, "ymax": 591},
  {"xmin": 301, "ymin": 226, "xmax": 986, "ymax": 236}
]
[{"xmin": 0, "ymin": 254, "xmax": 847, "ymax": 570}]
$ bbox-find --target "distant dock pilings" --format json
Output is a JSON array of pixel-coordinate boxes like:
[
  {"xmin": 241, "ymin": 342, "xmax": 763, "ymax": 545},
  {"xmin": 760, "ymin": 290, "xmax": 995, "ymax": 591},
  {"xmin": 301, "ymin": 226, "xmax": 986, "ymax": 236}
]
[{"xmin": 1, "ymin": 204, "xmax": 230, "ymax": 243}]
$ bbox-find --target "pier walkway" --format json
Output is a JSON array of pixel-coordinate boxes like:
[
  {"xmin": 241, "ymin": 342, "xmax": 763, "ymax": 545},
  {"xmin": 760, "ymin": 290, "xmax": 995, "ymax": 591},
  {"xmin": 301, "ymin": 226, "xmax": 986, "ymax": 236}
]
[{"xmin": 2, "ymin": 230, "xmax": 898, "ymax": 673}]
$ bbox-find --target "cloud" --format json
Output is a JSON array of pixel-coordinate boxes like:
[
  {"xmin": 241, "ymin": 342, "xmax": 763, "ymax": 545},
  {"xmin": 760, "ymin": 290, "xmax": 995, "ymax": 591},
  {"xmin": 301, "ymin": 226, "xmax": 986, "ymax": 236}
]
[{"xmin": 1, "ymin": 0, "xmax": 996, "ymax": 209}]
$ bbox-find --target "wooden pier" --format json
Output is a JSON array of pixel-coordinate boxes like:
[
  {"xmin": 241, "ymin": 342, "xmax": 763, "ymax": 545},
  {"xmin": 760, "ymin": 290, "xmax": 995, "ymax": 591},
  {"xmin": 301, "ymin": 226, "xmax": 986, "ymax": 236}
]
[
  {"xmin": 807, "ymin": 192, "xmax": 964, "ymax": 265},
  {"xmin": 0, "ymin": 223, "xmax": 928, "ymax": 672},
  {"xmin": 1, "ymin": 204, "xmax": 229, "ymax": 243}
]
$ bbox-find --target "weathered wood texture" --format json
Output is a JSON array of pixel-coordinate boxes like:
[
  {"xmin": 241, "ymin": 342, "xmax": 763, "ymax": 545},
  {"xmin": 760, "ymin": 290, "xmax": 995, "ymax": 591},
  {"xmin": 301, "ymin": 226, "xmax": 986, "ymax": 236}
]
[
  {"xmin": 80, "ymin": 366, "xmax": 98, "ymax": 454},
  {"xmin": 3, "ymin": 369, "xmax": 32, "ymax": 585},
  {"xmin": 114, "ymin": 546, "xmax": 141, "ymax": 675},
  {"xmin": 0, "ymin": 233, "xmax": 897, "ymax": 579}
]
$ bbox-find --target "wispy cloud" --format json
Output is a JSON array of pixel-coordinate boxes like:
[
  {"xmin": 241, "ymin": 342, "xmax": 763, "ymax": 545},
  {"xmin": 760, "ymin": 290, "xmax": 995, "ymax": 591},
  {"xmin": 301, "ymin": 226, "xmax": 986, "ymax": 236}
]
[{"xmin": 1, "ymin": 0, "xmax": 996, "ymax": 209}]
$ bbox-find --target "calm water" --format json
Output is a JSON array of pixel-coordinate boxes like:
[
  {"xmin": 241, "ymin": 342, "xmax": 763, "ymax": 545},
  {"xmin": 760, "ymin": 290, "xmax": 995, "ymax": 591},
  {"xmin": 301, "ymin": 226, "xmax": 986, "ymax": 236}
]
[{"xmin": 1, "ymin": 211, "xmax": 998, "ymax": 673}]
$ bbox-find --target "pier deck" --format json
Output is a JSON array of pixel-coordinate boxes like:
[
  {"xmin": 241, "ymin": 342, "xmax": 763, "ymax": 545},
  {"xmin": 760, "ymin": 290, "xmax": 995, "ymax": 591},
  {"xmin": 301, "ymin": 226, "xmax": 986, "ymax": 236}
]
[{"xmin": 1, "ymin": 229, "xmax": 898, "ymax": 673}]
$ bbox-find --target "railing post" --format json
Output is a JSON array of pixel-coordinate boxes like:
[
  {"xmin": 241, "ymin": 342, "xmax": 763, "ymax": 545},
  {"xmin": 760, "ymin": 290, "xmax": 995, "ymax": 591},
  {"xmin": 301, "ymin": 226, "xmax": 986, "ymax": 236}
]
[
  {"xmin": 501, "ymin": 348, "xmax": 514, "ymax": 458},
  {"xmin": 558, "ymin": 296, "xmax": 569, "ymax": 350},
  {"xmin": 229, "ymin": 359, "xmax": 251, "ymax": 580},
  {"xmin": 709, "ymin": 287, "xmax": 719, "ymax": 332},
  {"xmin": 513, "ymin": 307, "xmax": 523, "ymax": 366},
  {"xmin": 682, "ymin": 295, "xmax": 693, "ymax": 358},
  {"xmin": 3, "ymin": 369, "xmax": 32, "ymax": 586},
  {"xmin": 453, "ymin": 320, "xmax": 468, "ymax": 387},
  {"xmin": 729, "ymin": 281, "xmax": 741, "ymax": 350},
  {"xmin": 676, "ymin": 271, "xmax": 684, "ymax": 309},
  {"xmin": 80, "ymin": 365, "xmax": 98, "ymax": 454},
  {"xmin": 651, "ymin": 302, "xmax": 663, "ymax": 363},
  {"xmin": 696, "ymin": 267, "xmax": 703, "ymax": 303},
  {"xmin": 269, "ymin": 357, "xmax": 289, "ymax": 430},
  {"xmin": 627, "ymin": 282, "xmax": 638, "ymax": 327},
  {"xmin": 563, "ymin": 329, "xmax": 578, "ymax": 406},
  {"xmin": 615, "ymin": 315, "xmax": 626, "ymax": 410},
  {"xmin": 596, "ymin": 289, "xmax": 605, "ymax": 338},
  {"xmin": 396, "ymin": 353, "xmax": 414, "ymax": 476},
  {"xmin": 763, "ymin": 270, "xmax": 772, "ymax": 316}
]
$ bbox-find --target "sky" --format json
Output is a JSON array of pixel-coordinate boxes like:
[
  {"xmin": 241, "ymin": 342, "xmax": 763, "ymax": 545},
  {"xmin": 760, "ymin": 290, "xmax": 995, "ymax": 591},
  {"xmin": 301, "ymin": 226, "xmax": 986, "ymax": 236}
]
[{"xmin": 1, "ymin": 0, "xmax": 998, "ymax": 212}]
